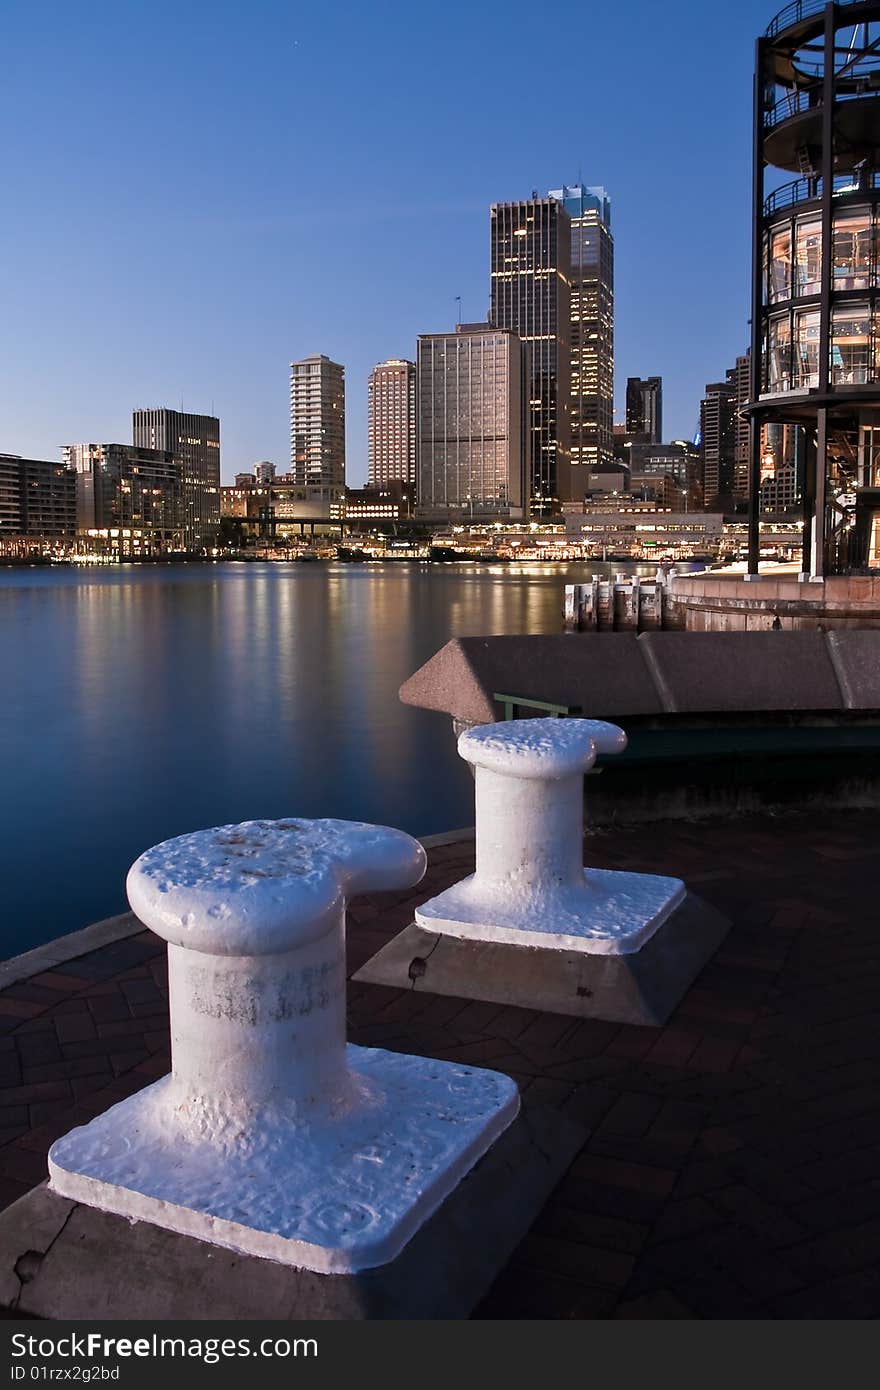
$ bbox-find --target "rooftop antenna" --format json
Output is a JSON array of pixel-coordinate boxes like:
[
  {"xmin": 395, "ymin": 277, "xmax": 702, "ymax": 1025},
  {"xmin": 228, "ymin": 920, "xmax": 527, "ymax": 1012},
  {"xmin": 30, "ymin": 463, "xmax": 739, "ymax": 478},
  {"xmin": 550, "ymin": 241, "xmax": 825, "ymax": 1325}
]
[{"xmin": 454, "ymin": 295, "xmax": 461, "ymax": 326}]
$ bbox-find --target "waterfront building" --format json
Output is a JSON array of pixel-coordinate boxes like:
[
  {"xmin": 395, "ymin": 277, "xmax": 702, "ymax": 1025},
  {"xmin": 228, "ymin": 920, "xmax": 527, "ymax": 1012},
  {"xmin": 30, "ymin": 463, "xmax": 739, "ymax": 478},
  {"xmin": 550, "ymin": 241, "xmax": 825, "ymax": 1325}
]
[
  {"xmin": 0, "ymin": 454, "xmax": 77, "ymax": 554},
  {"xmin": 625, "ymin": 376, "xmax": 662, "ymax": 444},
  {"xmin": 416, "ymin": 323, "xmax": 526, "ymax": 521},
  {"xmin": 220, "ymin": 483, "xmax": 272, "ymax": 522},
  {"xmin": 290, "ymin": 355, "xmax": 345, "ymax": 489},
  {"xmin": 266, "ymin": 476, "xmax": 344, "ymax": 540},
  {"xmin": 563, "ymin": 504, "xmax": 725, "ymax": 560},
  {"xmin": 490, "ymin": 196, "xmax": 571, "ymax": 514},
  {"xmin": 132, "ymin": 408, "xmax": 220, "ymax": 550},
  {"xmin": 63, "ymin": 443, "xmax": 184, "ymax": 557},
  {"xmin": 368, "ymin": 360, "xmax": 416, "ymax": 488},
  {"xmin": 343, "ymin": 481, "xmax": 415, "ymax": 523},
  {"xmin": 747, "ymin": 1, "xmax": 880, "ymax": 574},
  {"xmin": 700, "ymin": 375, "xmax": 737, "ymax": 510},
  {"xmin": 546, "ymin": 185, "xmax": 613, "ymax": 494}
]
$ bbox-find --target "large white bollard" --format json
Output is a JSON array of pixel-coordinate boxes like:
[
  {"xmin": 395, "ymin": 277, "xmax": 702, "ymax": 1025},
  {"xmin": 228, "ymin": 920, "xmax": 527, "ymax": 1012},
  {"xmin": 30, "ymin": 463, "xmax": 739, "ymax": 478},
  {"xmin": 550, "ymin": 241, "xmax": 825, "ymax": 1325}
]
[
  {"xmin": 49, "ymin": 818, "xmax": 519, "ymax": 1273},
  {"xmin": 416, "ymin": 719, "xmax": 685, "ymax": 953}
]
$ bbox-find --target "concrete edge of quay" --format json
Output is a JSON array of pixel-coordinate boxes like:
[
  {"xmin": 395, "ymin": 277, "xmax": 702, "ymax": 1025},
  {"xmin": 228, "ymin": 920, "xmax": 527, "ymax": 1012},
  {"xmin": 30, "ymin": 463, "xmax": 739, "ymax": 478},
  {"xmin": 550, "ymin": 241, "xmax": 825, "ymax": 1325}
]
[
  {"xmin": 0, "ymin": 912, "xmax": 143, "ymax": 990},
  {"xmin": 0, "ymin": 830, "xmax": 478, "ymax": 983}
]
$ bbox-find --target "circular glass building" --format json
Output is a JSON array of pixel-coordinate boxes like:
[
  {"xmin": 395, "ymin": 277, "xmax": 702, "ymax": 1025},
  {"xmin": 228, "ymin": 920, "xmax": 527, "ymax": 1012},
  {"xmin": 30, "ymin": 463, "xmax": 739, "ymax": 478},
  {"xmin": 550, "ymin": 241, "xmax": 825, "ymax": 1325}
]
[{"xmin": 748, "ymin": 1, "xmax": 880, "ymax": 575}]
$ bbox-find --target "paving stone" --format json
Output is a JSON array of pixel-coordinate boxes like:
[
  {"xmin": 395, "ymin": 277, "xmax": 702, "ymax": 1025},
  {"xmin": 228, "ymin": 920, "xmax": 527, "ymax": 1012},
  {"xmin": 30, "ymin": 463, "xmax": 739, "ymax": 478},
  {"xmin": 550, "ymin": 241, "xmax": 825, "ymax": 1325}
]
[
  {"xmin": 0, "ymin": 813, "xmax": 879, "ymax": 1317},
  {"xmin": 616, "ymin": 1289, "xmax": 696, "ymax": 1319}
]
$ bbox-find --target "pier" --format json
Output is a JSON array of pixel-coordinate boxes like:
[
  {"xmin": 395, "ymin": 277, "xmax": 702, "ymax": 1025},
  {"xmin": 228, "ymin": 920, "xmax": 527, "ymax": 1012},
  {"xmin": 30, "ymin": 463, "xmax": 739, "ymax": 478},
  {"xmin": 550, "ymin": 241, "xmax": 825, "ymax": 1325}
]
[{"xmin": 1, "ymin": 812, "xmax": 879, "ymax": 1317}]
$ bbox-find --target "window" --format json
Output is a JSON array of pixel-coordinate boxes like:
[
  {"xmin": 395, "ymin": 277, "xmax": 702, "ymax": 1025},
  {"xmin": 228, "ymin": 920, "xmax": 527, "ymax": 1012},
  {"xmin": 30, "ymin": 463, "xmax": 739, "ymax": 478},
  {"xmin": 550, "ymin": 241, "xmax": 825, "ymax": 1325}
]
[
  {"xmin": 831, "ymin": 303, "xmax": 873, "ymax": 384},
  {"xmin": 768, "ymin": 225, "xmax": 792, "ymax": 302},
  {"xmin": 832, "ymin": 208, "xmax": 872, "ymax": 290},
  {"xmin": 794, "ymin": 217, "xmax": 822, "ymax": 297},
  {"xmin": 793, "ymin": 308, "xmax": 820, "ymax": 388}
]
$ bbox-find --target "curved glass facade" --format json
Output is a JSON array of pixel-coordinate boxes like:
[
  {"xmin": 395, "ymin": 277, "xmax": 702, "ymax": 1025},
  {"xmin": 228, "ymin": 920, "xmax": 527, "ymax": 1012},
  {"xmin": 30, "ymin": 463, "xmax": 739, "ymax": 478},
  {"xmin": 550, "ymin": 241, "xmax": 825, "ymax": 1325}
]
[
  {"xmin": 751, "ymin": 4, "xmax": 880, "ymax": 576},
  {"xmin": 762, "ymin": 202, "xmax": 880, "ymax": 392}
]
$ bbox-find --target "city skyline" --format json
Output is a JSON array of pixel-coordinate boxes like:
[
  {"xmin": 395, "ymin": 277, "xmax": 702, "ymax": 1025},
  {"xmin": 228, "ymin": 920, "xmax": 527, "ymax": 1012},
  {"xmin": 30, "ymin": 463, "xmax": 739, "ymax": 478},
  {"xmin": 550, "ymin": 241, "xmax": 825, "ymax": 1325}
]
[{"xmin": 2, "ymin": 0, "xmax": 772, "ymax": 483}]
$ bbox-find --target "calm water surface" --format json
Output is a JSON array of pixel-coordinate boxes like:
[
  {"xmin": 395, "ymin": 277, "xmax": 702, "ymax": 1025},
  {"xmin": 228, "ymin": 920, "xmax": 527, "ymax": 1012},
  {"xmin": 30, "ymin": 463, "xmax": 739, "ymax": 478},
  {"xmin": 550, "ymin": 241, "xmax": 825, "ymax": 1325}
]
[{"xmin": 0, "ymin": 560, "xmax": 648, "ymax": 956}]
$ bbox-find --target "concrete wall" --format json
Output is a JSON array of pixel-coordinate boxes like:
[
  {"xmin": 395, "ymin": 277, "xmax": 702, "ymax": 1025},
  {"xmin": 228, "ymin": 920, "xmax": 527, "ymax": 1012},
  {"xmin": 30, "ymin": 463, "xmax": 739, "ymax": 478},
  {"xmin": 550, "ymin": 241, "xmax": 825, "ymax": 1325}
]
[{"xmin": 669, "ymin": 574, "xmax": 880, "ymax": 631}]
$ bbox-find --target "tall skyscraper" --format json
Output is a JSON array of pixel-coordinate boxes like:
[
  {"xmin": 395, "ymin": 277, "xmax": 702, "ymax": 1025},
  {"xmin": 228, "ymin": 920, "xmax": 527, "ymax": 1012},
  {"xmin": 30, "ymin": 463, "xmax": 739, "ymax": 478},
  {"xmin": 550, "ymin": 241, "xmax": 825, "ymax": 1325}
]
[
  {"xmin": 731, "ymin": 352, "xmax": 751, "ymax": 502},
  {"xmin": 626, "ymin": 376, "xmax": 663, "ymax": 444},
  {"xmin": 132, "ymin": 409, "xmax": 220, "ymax": 550},
  {"xmin": 700, "ymin": 375, "xmax": 737, "ymax": 509},
  {"xmin": 548, "ymin": 185, "xmax": 614, "ymax": 491},
  {"xmin": 490, "ymin": 197, "xmax": 571, "ymax": 515},
  {"xmin": 290, "ymin": 355, "xmax": 345, "ymax": 489},
  {"xmin": 417, "ymin": 324, "xmax": 526, "ymax": 519},
  {"xmin": 368, "ymin": 359, "xmax": 416, "ymax": 488}
]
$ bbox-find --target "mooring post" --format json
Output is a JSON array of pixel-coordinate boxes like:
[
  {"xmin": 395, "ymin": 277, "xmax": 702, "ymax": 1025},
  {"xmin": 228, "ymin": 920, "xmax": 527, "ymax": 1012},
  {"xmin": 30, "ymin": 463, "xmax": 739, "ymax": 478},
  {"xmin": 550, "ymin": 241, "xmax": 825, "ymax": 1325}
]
[
  {"xmin": 416, "ymin": 718, "xmax": 685, "ymax": 955},
  {"xmin": 49, "ymin": 817, "xmax": 519, "ymax": 1273}
]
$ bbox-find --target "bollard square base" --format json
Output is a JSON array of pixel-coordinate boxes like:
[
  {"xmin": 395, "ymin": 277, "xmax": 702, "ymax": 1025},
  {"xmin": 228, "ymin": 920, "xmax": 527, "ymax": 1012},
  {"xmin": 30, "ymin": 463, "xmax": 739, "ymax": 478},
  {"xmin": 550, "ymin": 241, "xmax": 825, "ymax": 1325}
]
[
  {"xmin": 354, "ymin": 892, "xmax": 731, "ymax": 1026},
  {"xmin": 47, "ymin": 1044, "xmax": 519, "ymax": 1276},
  {"xmin": 415, "ymin": 867, "xmax": 686, "ymax": 954},
  {"xmin": 0, "ymin": 1101, "xmax": 584, "ymax": 1320}
]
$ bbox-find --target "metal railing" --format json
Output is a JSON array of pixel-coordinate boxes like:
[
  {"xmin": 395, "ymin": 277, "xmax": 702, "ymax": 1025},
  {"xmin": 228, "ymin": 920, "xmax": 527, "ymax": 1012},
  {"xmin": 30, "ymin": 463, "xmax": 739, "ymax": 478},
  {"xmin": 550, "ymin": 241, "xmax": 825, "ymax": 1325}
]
[
  {"xmin": 765, "ymin": 87, "xmax": 819, "ymax": 127},
  {"xmin": 493, "ymin": 693, "xmax": 582, "ymax": 721},
  {"xmin": 765, "ymin": 170, "xmax": 880, "ymax": 214},
  {"xmin": 765, "ymin": 81, "xmax": 880, "ymax": 130},
  {"xmin": 766, "ymin": 0, "xmax": 861, "ymax": 40}
]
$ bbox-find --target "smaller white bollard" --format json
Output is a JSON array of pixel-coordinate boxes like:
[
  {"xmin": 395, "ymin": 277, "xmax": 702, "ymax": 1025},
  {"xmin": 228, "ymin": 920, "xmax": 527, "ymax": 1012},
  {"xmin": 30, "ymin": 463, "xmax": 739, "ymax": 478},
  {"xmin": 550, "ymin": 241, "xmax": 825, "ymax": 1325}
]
[
  {"xmin": 416, "ymin": 719, "xmax": 685, "ymax": 953},
  {"xmin": 49, "ymin": 818, "xmax": 519, "ymax": 1273}
]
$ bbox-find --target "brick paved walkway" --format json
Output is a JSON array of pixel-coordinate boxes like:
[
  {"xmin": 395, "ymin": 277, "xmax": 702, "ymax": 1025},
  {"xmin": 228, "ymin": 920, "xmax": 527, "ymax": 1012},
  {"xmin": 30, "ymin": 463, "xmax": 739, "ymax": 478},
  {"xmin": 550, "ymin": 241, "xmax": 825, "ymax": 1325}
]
[{"xmin": 2, "ymin": 811, "xmax": 879, "ymax": 1318}]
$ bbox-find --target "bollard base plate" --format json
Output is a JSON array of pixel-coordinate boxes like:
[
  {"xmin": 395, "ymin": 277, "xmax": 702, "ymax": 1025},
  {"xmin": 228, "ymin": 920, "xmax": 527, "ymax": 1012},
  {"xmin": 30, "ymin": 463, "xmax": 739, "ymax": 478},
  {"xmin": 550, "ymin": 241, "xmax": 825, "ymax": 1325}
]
[
  {"xmin": 47, "ymin": 1044, "xmax": 518, "ymax": 1275},
  {"xmin": 0, "ymin": 1101, "xmax": 583, "ymax": 1320},
  {"xmin": 354, "ymin": 892, "xmax": 731, "ymax": 1026},
  {"xmin": 415, "ymin": 867, "xmax": 686, "ymax": 954}
]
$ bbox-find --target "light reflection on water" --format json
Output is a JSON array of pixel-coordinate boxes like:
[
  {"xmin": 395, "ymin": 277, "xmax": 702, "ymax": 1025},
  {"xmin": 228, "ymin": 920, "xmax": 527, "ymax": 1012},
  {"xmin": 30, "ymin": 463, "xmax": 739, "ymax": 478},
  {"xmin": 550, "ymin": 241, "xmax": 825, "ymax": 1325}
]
[{"xmin": 0, "ymin": 560, "xmax": 650, "ymax": 955}]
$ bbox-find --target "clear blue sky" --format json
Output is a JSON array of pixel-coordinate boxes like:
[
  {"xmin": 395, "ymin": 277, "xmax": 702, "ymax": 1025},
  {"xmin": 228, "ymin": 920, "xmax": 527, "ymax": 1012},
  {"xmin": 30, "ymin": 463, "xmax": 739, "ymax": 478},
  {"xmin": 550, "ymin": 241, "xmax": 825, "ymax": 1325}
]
[{"xmin": 1, "ymin": 0, "xmax": 778, "ymax": 484}]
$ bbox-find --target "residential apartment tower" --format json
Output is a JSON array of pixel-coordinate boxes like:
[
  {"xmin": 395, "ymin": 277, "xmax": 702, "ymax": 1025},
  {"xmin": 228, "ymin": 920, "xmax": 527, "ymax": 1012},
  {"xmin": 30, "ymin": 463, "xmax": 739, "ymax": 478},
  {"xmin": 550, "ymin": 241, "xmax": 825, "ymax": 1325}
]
[
  {"xmin": 289, "ymin": 355, "xmax": 345, "ymax": 490},
  {"xmin": 368, "ymin": 359, "xmax": 416, "ymax": 487}
]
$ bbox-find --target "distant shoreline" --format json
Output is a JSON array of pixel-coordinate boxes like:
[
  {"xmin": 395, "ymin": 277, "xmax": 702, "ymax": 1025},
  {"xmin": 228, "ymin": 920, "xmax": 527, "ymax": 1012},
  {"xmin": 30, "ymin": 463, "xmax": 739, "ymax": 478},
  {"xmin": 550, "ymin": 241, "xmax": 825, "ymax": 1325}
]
[{"xmin": 0, "ymin": 554, "xmax": 651, "ymax": 570}]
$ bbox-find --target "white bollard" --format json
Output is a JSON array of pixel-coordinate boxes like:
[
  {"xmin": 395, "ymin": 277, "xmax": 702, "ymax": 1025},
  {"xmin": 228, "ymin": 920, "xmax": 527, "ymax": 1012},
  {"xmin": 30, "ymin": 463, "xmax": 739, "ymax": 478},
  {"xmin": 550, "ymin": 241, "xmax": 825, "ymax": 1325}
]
[
  {"xmin": 416, "ymin": 719, "xmax": 685, "ymax": 954},
  {"xmin": 49, "ymin": 818, "xmax": 519, "ymax": 1273}
]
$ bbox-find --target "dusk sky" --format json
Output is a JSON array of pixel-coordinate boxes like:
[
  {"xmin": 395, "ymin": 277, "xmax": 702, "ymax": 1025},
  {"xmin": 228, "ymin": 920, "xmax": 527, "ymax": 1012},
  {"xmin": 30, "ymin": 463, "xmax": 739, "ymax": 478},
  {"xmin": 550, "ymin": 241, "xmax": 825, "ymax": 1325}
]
[{"xmin": 2, "ymin": 0, "xmax": 779, "ymax": 484}]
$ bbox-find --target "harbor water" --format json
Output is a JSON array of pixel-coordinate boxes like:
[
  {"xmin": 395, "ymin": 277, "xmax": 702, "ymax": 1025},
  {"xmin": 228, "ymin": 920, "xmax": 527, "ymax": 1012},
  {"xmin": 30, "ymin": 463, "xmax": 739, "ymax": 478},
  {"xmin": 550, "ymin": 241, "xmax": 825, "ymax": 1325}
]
[{"xmin": 0, "ymin": 560, "xmax": 650, "ymax": 956}]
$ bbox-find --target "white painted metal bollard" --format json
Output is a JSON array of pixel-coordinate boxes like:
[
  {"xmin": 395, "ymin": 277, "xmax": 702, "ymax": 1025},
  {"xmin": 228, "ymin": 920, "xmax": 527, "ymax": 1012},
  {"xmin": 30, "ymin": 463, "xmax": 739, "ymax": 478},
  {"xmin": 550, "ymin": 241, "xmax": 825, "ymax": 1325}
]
[
  {"xmin": 49, "ymin": 818, "xmax": 519, "ymax": 1273},
  {"xmin": 416, "ymin": 719, "xmax": 685, "ymax": 954}
]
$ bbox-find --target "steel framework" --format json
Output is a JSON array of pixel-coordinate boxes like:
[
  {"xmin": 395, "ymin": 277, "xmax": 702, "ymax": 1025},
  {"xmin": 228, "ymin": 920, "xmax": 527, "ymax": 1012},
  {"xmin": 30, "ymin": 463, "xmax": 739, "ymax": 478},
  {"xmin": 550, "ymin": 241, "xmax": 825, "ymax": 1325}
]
[{"xmin": 748, "ymin": 0, "xmax": 880, "ymax": 576}]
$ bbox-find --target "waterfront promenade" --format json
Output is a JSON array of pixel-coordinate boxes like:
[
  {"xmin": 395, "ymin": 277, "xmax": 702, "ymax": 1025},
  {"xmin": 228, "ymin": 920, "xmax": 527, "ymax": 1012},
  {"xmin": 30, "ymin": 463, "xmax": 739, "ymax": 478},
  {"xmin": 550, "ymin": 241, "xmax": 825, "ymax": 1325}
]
[{"xmin": 1, "ymin": 810, "xmax": 878, "ymax": 1318}]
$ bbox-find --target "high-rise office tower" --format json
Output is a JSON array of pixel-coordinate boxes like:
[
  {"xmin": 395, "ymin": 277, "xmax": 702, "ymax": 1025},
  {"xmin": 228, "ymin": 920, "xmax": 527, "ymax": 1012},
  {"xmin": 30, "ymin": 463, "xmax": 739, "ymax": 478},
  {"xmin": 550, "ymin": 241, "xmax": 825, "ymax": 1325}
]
[
  {"xmin": 132, "ymin": 408, "xmax": 220, "ymax": 550},
  {"xmin": 490, "ymin": 197, "xmax": 571, "ymax": 515},
  {"xmin": 417, "ymin": 324, "xmax": 526, "ymax": 519},
  {"xmin": 289, "ymin": 355, "xmax": 345, "ymax": 489},
  {"xmin": 731, "ymin": 352, "xmax": 751, "ymax": 502},
  {"xmin": 626, "ymin": 376, "xmax": 663, "ymax": 444},
  {"xmin": 700, "ymin": 374, "xmax": 737, "ymax": 509},
  {"xmin": 548, "ymin": 185, "xmax": 614, "ymax": 493},
  {"xmin": 368, "ymin": 359, "xmax": 416, "ymax": 487}
]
